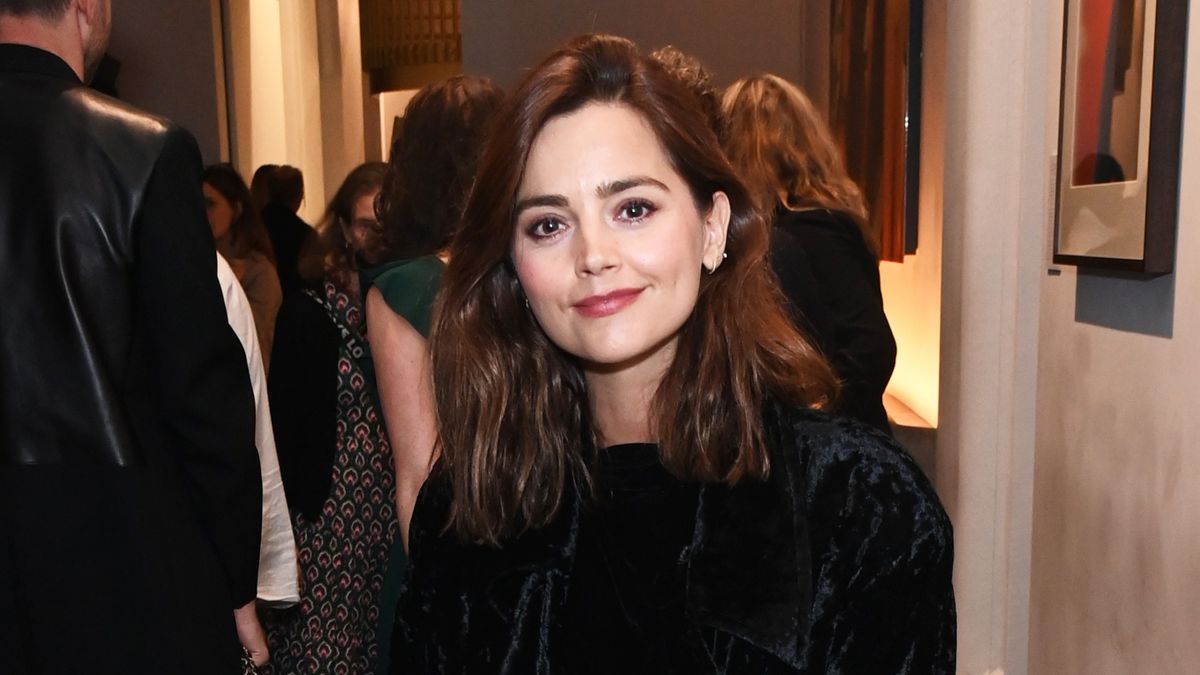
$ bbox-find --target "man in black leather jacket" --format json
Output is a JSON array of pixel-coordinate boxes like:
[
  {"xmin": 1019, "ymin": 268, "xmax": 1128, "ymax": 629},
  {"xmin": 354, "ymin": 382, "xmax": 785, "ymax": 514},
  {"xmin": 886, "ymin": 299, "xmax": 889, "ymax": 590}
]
[{"xmin": 0, "ymin": 1, "xmax": 265, "ymax": 672}]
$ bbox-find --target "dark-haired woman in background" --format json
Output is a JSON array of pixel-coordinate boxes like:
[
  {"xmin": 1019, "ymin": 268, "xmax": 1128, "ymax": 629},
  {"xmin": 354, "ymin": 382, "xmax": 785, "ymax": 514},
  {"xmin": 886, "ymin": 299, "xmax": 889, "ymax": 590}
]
[
  {"xmin": 394, "ymin": 34, "xmax": 953, "ymax": 674},
  {"xmin": 722, "ymin": 74, "xmax": 897, "ymax": 434},
  {"xmin": 363, "ymin": 74, "xmax": 505, "ymax": 547},
  {"xmin": 362, "ymin": 75, "xmax": 503, "ymax": 673},
  {"xmin": 263, "ymin": 161, "xmax": 393, "ymax": 675},
  {"xmin": 203, "ymin": 163, "xmax": 282, "ymax": 370}
]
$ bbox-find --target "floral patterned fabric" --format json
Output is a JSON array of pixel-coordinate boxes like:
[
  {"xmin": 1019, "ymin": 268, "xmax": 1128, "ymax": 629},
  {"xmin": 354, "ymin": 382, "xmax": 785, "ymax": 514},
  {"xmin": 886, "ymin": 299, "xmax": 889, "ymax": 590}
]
[{"xmin": 264, "ymin": 280, "xmax": 398, "ymax": 675}]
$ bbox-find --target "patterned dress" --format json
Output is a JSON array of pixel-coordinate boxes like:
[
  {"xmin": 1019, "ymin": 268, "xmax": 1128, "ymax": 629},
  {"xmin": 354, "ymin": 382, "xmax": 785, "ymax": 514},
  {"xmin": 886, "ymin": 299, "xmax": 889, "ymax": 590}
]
[{"xmin": 264, "ymin": 280, "xmax": 398, "ymax": 675}]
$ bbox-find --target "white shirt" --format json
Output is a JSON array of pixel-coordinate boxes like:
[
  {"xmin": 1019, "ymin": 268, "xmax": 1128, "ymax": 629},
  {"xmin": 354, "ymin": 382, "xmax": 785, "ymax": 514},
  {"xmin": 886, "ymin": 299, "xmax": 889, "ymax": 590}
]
[{"xmin": 217, "ymin": 253, "xmax": 300, "ymax": 605}]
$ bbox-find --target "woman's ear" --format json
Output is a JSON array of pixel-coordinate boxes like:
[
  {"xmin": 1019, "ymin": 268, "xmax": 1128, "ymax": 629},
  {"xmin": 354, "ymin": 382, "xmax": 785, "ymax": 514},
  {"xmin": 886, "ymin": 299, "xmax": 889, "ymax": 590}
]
[{"xmin": 702, "ymin": 191, "xmax": 731, "ymax": 272}]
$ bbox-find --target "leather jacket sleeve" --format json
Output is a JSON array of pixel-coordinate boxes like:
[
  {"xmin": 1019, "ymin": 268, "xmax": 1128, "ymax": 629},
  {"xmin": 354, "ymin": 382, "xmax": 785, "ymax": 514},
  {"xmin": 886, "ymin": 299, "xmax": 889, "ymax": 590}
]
[{"xmin": 134, "ymin": 128, "xmax": 263, "ymax": 607}]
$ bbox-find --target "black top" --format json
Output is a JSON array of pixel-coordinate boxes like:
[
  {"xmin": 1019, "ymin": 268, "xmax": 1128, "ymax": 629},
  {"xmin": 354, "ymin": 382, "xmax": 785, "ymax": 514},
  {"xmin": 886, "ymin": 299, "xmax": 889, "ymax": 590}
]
[
  {"xmin": 564, "ymin": 443, "xmax": 704, "ymax": 673},
  {"xmin": 394, "ymin": 405, "xmax": 955, "ymax": 674},
  {"xmin": 769, "ymin": 208, "xmax": 897, "ymax": 433}
]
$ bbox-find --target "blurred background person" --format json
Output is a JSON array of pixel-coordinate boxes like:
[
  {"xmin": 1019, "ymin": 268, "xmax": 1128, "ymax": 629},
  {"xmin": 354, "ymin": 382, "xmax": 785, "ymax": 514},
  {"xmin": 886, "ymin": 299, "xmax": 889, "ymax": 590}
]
[
  {"xmin": 263, "ymin": 164, "xmax": 318, "ymax": 296},
  {"xmin": 263, "ymin": 161, "xmax": 397, "ymax": 675},
  {"xmin": 204, "ymin": 163, "xmax": 283, "ymax": 372},
  {"xmin": 250, "ymin": 163, "xmax": 279, "ymax": 220},
  {"xmin": 362, "ymin": 74, "xmax": 503, "ymax": 673},
  {"xmin": 723, "ymin": 73, "xmax": 897, "ymax": 434}
]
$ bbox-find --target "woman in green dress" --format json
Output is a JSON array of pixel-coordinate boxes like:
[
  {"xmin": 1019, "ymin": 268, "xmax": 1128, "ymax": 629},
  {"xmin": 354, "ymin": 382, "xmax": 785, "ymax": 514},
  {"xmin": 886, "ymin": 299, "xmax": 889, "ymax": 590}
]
[{"xmin": 361, "ymin": 74, "xmax": 503, "ymax": 673}]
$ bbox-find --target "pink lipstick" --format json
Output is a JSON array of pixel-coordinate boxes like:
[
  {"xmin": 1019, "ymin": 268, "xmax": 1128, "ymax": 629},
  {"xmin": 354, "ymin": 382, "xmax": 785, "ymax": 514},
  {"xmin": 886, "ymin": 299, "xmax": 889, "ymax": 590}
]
[{"xmin": 573, "ymin": 288, "xmax": 644, "ymax": 318}]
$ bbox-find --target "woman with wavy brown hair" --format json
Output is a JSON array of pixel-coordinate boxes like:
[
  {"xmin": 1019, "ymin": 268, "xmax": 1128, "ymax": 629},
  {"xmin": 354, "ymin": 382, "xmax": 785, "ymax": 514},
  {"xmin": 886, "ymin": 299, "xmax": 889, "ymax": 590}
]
[
  {"xmin": 723, "ymin": 74, "xmax": 897, "ymax": 434},
  {"xmin": 362, "ymin": 74, "xmax": 504, "ymax": 674},
  {"xmin": 393, "ymin": 35, "xmax": 954, "ymax": 674}
]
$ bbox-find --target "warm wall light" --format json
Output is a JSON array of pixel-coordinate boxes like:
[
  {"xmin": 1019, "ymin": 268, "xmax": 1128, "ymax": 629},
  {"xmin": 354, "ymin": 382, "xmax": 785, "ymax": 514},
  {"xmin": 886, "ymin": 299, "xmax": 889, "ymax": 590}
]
[{"xmin": 359, "ymin": 0, "xmax": 462, "ymax": 93}]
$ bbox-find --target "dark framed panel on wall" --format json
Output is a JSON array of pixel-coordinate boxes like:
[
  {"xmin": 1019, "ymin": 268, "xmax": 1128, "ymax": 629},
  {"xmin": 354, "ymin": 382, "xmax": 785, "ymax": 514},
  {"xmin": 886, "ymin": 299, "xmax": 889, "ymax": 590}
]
[
  {"xmin": 829, "ymin": 0, "xmax": 923, "ymax": 262},
  {"xmin": 1053, "ymin": 0, "xmax": 1189, "ymax": 276}
]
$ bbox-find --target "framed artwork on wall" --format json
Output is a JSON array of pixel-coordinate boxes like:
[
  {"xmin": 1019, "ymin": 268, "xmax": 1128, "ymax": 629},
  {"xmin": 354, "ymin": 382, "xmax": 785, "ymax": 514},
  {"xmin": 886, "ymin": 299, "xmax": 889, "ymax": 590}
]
[{"xmin": 1053, "ymin": 0, "xmax": 1188, "ymax": 276}]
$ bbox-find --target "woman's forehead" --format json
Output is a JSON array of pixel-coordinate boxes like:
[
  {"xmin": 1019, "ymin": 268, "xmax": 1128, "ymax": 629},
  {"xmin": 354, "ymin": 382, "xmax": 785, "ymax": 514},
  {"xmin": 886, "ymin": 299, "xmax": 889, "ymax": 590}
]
[{"xmin": 520, "ymin": 102, "xmax": 678, "ymax": 197}]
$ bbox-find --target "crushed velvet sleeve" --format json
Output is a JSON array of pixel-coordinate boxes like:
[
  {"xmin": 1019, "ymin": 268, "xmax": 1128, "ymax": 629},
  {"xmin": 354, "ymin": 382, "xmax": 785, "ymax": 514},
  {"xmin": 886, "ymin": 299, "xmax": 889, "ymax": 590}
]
[
  {"xmin": 796, "ymin": 415, "xmax": 956, "ymax": 674},
  {"xmin": 393, "ymin": 469, "xmax": 578, "ymax": 674}
]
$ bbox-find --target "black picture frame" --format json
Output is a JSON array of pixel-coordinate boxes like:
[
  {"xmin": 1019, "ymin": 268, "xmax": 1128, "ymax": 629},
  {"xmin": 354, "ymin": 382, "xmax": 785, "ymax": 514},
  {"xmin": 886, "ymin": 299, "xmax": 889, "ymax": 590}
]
[{"xmin": 1053, "ymin": 0, "xmax": 1189, "ymax": 276}]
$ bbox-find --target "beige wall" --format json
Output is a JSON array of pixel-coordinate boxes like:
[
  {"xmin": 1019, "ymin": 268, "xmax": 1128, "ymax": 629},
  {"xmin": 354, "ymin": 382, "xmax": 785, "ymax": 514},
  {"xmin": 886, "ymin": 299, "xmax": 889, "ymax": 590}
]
[
  {"xmin": 224, "ymin": 0, "xmax": 366, "ymax": 225},
  {"xmin": 1028, "ymin": 1, "xmax": 1200, "ymax": 672},
  {"xmin": 462, "ymin": 0, "xmax": 805, "ymax": 89},
  {"xmin": 107, "ymin": 0, "xmax": 224, "ymax": 163}
]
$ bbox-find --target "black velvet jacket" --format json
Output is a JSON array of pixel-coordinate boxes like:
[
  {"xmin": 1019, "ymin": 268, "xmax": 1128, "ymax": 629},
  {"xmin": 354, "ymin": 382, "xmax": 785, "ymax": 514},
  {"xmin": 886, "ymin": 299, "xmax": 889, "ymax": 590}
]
[{"xmin": 394, "ymin": 406, "xmax": 955, "ymax": 673}]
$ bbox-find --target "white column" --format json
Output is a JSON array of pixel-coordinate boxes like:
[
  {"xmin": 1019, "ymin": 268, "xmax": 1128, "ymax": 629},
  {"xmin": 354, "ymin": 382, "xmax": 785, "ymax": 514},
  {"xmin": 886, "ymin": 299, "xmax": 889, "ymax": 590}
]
[{"xmin": 937, "ymin": 0, "xmax": 1052, "ymax": 672}]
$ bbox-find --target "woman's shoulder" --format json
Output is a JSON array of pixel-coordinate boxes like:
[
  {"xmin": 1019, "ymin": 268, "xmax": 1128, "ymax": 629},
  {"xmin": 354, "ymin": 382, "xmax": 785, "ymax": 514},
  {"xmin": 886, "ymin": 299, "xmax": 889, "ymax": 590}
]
[
  {"xmin": 228, "ymin": 252, "xmax": 281, "ymax": 291},
  {"xmin": 775, "ymin": 207, "xmax": 847, "ymax": 229},
  {"xmin": 362, "ymin": 255, "xmax": 445, "ymax": 336},
  {"xmin": 363, "ymin": 255, "xmax": 445, "ymax": 292},
  {"xmin": 776, "ymin": 207, "xmax": 869, "ymax": 246},
  {"xmin": 771, "ymin": 404, "xmax": 951, "ymax": 547}
]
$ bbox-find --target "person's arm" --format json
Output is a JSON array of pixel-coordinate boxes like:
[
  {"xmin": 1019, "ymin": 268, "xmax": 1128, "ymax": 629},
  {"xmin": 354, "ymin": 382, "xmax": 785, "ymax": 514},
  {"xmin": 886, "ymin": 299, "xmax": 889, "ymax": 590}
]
[
  {"xmin": 133, "ymin": 127, "xmax": 262, "ymax": 607},
  {"xmin": 234, "ymin": 600, "xmax": 269, "ymax": 666},
  {"xmin": 268, "ymin": 292, "xmax": 339, "ymax": 521},
  {"xmin": 217, "ymin": 255, "xmax": 299, "ymax": 607},
  {"xmin": 239, "ymin": 258, "xmax": 283, "ymax": 373},
  {"xmin": 366, "ymin": 286, "xmax": 438, "ymax": 550}
]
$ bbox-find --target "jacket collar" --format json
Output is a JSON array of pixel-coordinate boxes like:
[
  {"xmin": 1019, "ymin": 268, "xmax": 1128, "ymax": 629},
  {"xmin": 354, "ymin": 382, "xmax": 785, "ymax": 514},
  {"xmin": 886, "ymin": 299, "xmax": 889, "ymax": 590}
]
[
  {"xmin": 684, "ymin": 402, "xmax": 812, "ymax": 667},
  {"xmin": 0, "ymin": 43, "xmax": 80, "ymax": 83}
]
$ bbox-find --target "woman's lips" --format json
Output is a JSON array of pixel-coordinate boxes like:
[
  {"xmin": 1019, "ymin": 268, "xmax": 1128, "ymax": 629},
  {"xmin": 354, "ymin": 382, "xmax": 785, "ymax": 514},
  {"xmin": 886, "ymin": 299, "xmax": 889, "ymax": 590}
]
[{"xmin": 573, "ymin": 288, "xmax": 644, "ymax": 318}]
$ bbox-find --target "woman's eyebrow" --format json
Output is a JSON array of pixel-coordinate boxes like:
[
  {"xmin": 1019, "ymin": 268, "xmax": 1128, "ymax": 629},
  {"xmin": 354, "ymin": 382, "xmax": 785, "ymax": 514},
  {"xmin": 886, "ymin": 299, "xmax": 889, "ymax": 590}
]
[
  {"xmin": 514, "ymin": 194, "xmax": 569, "ymax": 216},
  {"xmin": 596, "ymin": 176, "xmax": 670, "ymax": 199}
]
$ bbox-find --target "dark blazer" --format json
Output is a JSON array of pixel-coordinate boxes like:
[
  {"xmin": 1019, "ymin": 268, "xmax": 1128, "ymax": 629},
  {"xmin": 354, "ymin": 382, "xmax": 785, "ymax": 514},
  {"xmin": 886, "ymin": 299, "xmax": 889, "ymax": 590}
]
[
  {"xmin": 0, "ymin": 44, "xmax": 262, "ymax": 675},
  {"xmin": 770, "ymin": 208, "xmax": 897, "ymax": 433},
  {"xmin": 262, "ymin": 202, "xmax": 318, "ymax": 296},
  {"xmin": 394, "ymin": 406, "xmax": 955, "ymax": 673}
]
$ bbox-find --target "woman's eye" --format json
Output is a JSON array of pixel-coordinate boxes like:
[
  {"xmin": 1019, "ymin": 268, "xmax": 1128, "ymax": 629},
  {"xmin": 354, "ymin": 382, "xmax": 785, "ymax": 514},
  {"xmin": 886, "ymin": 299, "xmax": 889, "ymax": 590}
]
[
  {"xmin": 617, "ymin": 199, "xmax": 655, "ymax": 222},
  {"xmin": 527, "ymin": 217, "xmax": 565, "ymax": 239}
]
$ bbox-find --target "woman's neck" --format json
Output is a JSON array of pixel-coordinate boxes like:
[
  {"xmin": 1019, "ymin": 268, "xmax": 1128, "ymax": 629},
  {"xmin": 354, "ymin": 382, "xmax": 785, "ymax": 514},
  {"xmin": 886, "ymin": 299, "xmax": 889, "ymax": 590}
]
[
  {"xmin": 215, "ymin": 232, "xmax": 237, "ymax": 259},
  {"xmin": 585, "ymin": 346, "xmax": 673, "ymax": 447}
]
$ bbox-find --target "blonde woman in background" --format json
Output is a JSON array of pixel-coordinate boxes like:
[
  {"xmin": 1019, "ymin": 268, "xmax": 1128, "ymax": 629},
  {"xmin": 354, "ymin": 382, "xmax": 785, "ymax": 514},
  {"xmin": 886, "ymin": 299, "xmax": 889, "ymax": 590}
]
[{"xmin": 723, "ymin": 74, "xmax": 897, "ymax": 434}]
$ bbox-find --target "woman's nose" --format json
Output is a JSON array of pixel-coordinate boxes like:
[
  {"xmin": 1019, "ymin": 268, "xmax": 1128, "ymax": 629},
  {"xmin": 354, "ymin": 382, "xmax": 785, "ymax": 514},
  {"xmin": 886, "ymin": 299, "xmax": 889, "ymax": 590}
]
[{"xmin": 574, "ymin": 217, "xmax": 620, "ymax": 276}]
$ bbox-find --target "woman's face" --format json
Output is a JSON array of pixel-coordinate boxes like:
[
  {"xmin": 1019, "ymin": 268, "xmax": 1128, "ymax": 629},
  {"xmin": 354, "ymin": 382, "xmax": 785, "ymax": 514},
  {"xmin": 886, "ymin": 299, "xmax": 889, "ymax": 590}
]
[
  {"xmin": 511, "ymin": 102, "xmax": 729, "ymax": 376},
  {"xmin": 203, "ymin": 182, "xmax": 238, "ymax": 241},
  {"xmin": 343, "ymin": 187, "xmax": 382, "ymax": 254}
]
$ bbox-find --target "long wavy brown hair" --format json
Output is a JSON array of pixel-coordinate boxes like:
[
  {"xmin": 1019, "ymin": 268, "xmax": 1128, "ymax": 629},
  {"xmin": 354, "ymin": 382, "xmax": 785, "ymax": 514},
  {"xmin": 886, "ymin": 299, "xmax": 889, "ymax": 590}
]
[
  {"xmin": 722, "ymin": 74, "xmax": 877, "ymax": 257},
  {"xmin": 366, "ymin": 75, "xmax": 504, "ymax": 266},
  {"xmin": 432, "ymin": 34, "xmax": 838, "ymax": 545}
]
